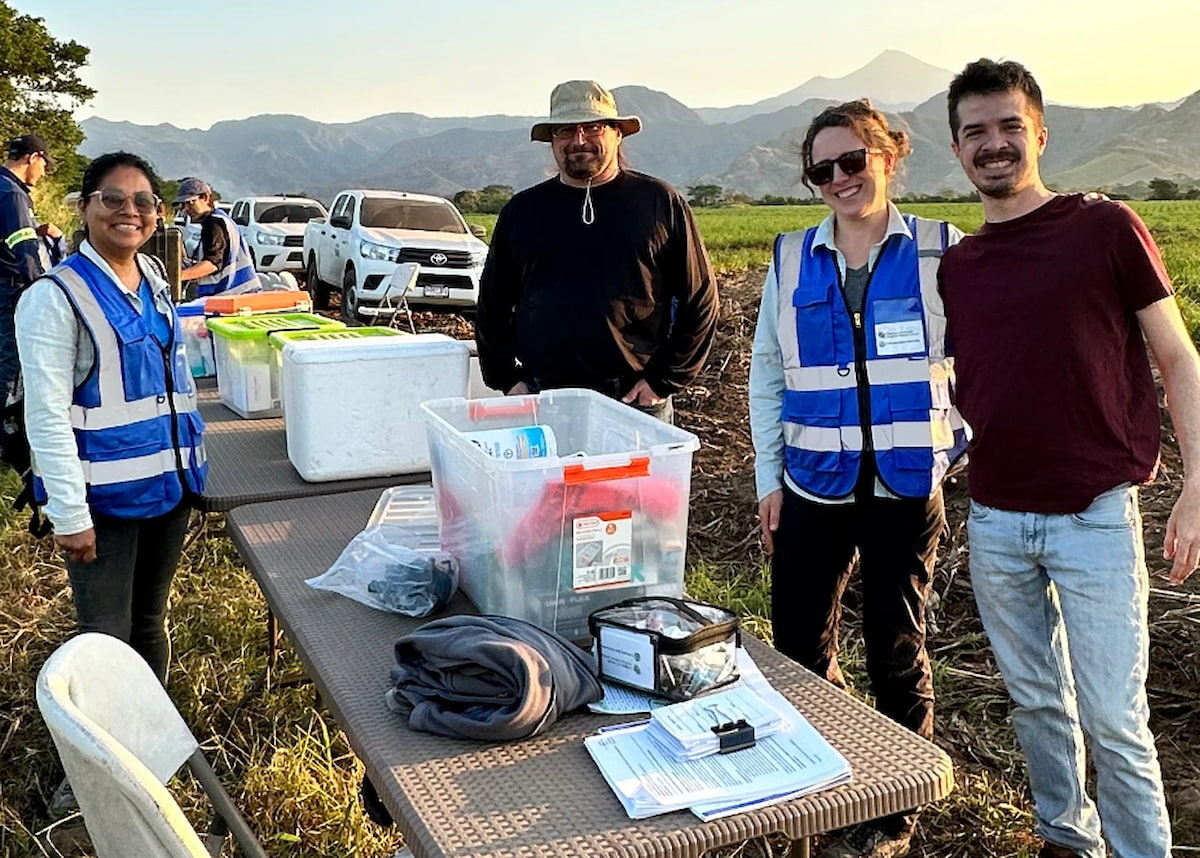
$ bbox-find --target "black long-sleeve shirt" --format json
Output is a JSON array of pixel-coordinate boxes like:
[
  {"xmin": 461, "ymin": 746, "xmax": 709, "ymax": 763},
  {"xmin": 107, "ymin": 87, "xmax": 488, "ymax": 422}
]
[{"xmin": 476, "ymin": 170, "xmax": 718, "ymax": 397}]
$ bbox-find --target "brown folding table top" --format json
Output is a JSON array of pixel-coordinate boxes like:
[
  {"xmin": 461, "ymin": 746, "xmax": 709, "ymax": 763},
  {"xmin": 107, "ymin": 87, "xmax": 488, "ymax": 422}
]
[
  {"xmin": 226, "ymin": 489, "xmax": 954, "ymax": 858},
  {"xmin": 196, "ymin": 380, "xmax": 428, "ymax": 512}
]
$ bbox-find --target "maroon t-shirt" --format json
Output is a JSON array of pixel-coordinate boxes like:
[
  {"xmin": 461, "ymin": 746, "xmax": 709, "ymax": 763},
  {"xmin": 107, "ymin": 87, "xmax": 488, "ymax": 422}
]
[{"xmin": 940, "ymin": 194, "xmax": 1172, "ymax": 513}]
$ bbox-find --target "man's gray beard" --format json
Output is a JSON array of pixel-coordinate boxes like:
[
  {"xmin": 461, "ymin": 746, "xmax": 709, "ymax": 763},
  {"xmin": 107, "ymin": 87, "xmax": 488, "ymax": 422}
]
[{"xmin": 564, "ymin": 151, "xmax": 604, "ymax": 180}]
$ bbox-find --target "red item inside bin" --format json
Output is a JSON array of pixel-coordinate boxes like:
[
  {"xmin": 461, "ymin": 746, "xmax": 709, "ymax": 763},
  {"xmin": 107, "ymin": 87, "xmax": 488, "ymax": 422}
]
[{"xmin": 500, "ymin": 477, "xmax": 683, "ymax": 566}]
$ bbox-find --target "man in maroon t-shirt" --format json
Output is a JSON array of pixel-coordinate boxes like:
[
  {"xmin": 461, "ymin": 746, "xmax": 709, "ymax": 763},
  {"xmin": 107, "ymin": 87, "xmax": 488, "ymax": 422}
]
[{"xmin": 940, "ymin": 60, "xmax": 1200, "ymax": 858}]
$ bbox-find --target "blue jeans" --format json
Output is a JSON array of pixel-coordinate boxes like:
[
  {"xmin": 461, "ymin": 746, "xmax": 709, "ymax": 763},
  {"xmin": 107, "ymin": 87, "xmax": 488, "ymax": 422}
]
[{"xmin": 967, "ymin": 485, "xmax": 1170, "ymax": 858}]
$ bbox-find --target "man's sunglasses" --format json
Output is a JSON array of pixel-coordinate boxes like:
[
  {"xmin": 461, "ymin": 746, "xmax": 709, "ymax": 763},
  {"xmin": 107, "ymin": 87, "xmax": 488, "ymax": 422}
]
[
  {"xmin": 89, "ymin": 188, "xmax": 161, "ymax": 215},
  {"xmin": 550, "ymin": 122, "xmax": 614, "ymax": 140},
  {"xmin": 804, "ymin": 148, "xmax": 883, "ymax": 186}
]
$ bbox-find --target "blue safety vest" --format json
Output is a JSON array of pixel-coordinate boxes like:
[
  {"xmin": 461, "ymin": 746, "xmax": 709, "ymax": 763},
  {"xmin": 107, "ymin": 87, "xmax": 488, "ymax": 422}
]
[
  {"xmin": 772, "ymin": 215, "xmax": 967, "ymax": 499},
  {"xmin": 35, "ymin": 253, "xmax": 208, "ymax": 517},
  {"xmin": 192, "ymin": 208, "xmax": 258, "ymax": 296}
]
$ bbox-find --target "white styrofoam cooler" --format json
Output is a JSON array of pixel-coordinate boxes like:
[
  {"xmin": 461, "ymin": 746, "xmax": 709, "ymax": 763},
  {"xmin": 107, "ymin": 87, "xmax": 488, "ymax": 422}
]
[{"xmin": 281, "ymin": 333, "xmax": 469, "ymax": 481}]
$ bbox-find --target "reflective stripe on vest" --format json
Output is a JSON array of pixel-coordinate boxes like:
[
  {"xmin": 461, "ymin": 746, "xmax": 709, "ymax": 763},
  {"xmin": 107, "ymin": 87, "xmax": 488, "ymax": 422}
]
[
  {"xmin": 193, "ymin": 209, "xmax": 258, "ymax": 296},
  {"xmin": 36, "ymin": 254, "xmax": 208, "ymax": 517},
  {"xmin": 773, "ymin": 215, "xmax": 968, "ymax": 499}
]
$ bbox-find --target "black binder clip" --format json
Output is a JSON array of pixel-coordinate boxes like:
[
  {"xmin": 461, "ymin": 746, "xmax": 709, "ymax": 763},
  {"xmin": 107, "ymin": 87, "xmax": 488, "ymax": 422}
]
[{"xmin": 711, "ymin": 718, "xmax": 756, "ymax": 754}]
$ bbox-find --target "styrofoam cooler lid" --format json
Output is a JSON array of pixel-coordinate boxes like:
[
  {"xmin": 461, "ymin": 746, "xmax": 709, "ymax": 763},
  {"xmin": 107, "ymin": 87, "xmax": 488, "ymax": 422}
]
[
  {"xmin": 268, "ymin": 326, "xmax": 405, "ymax": 351},
  {"xmin": 205, "ymin": 312, "xmax": 345, "ymax": 339},
  {"xmin": 281, "ymin": 332, "xmax": 470, "ymax": 365}
]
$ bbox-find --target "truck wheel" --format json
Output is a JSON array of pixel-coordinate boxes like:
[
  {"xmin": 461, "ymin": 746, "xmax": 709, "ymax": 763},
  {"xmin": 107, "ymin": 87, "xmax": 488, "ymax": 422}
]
[
  {"xmin": 341, "ymin": 266, "xmax": 360, "ymax": 323},
  {"xmin": 306, "ymin": 256, "xmax": 331, "ymax": 310}
]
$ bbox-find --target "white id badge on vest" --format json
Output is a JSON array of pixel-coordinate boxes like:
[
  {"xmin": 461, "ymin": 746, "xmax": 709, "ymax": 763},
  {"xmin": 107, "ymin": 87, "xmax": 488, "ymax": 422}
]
[{"xmin": 872, "ymin": 297, "xmax": 926, "ymax": 357}]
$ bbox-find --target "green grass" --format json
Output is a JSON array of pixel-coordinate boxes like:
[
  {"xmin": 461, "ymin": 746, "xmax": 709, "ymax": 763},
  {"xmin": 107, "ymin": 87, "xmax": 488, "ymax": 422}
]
[{"xmin": 470, "ymin": 199, "xmax": 1200, "ymax": 334}]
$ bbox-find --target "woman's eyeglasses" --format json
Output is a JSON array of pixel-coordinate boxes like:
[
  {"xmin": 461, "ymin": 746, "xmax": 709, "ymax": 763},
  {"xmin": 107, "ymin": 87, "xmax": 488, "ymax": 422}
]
[
  {"xmin": 550, "ymin": 122, "xmax": 613, "ymax": 140},
  {"xmin": 804, "ymin": 148, "xmax": 883, "ymax": 186},
  {"xmin": 89, "ymin": 188, "xmax": 161, "ymax": 215}
]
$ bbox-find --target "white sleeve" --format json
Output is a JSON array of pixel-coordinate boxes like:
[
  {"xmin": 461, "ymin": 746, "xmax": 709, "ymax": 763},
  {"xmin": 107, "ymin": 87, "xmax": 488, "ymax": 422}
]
[
  {"xmin": 749, "ymin": 260, "xmax": 787, "ymax": 501},
  {"xmin": 16, "ymin": 279, "xmax": 94, "ymax": 535}
]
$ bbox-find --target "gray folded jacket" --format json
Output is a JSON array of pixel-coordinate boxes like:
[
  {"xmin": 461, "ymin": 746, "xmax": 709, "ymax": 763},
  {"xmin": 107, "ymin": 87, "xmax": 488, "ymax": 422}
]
[{"xmin": 385, "ymin": 614, "xmax": 603, "ymax": 741}]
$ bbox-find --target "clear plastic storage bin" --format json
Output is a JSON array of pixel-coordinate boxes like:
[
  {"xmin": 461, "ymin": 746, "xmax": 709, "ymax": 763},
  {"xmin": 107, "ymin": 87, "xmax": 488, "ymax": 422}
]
[
  {"xmin": 421, "ymin": 389, "xmax": 700, "ymax": 641},
  {"xmin": 206, "ymin": 313, "xmax": 344, "ymax": 418},
  {"xmin": 176, "ymin": 302, "xmax": 216, "ymax": 378},
  {"xmin": 280, "ymin": 333, "xmax": 468, "ymax": 481}
]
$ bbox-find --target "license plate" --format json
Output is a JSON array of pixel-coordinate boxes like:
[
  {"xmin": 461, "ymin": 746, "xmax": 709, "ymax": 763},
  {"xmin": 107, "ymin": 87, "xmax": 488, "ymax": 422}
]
[{"xmin": 423, "ymin": 285, "xmax": 449, "ymax": 298}]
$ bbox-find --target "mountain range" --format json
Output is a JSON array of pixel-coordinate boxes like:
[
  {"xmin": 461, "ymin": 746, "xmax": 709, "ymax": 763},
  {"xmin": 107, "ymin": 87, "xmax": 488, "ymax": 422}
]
[{"xmin": 78, "ymin": 51, "xmax": 1200, "ymax": 202}]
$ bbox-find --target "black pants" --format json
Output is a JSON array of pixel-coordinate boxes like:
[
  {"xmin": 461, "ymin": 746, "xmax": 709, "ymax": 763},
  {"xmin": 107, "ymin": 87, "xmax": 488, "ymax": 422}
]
[
  {"xmin": 771, "ymin": 483, "xmax": 943, "ymax": 833},
  {"xmin": 64, "ymin": 502, "xmax": 192, "ymax": 683}
]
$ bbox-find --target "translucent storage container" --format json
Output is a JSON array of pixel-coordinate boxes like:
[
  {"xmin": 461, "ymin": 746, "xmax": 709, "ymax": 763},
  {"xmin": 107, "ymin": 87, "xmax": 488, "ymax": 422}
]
[
  {"xmin": 176, "ymin": 302, "xmax": 216, "ymax": 378},
  {"xmin": 206, "ymin": 313, "xmax": 344, "ymax": 418},
  {"xmin": 281, "ymin": 333, "xmax": 468, "ymax": 481},
  {"xmin": 204, "ymin": 291, "xmax": 311, "ymax": 316},
  {"xmin": 421, "ymin": 389, "xmax": 700, "ymax": 641}
]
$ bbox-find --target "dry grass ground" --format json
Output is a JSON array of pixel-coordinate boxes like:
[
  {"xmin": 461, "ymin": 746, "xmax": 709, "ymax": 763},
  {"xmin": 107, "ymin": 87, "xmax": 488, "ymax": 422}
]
[{"xmin": 1, "ymin": 273, "xmax": 1198, "ymax": 857}]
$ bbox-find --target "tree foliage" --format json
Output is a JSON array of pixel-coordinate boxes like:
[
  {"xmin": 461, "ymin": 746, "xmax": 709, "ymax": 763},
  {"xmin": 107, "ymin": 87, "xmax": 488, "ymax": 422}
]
[
  {"xmin": 1147, "ymin": 178, "xmax": 1180, "ymax": 201},
  {"xmin": 0, "ymin": 2, "xmax": 94, "ymax": 192},
  {"xmin": 687, "ymin": 184, "xmax": 723, "ymax": 208},
  {"xmin": 454, "ymin": 185, "xmax": 513, "ymax": 214}
]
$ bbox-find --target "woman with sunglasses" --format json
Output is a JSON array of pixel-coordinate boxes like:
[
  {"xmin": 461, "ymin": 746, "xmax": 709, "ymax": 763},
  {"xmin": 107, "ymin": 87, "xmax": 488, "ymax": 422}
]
[
  {"xmin": 749, "ymin": 100, "xmax": 966, "ymax": 857},
  {"xmin": 16, "ymin": 151, "xmax": 207, "ymax": 684}
]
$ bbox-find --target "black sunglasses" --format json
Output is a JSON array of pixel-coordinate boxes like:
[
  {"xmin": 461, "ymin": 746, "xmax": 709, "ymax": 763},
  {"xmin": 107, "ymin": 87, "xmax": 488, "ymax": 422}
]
[
  {"xmin": 89, "ymin": 188, "xmax": 161, "ymax": 215},
  {"xmin": 804, "ymin": 148, "xmax": 883, "ymax": 186}
]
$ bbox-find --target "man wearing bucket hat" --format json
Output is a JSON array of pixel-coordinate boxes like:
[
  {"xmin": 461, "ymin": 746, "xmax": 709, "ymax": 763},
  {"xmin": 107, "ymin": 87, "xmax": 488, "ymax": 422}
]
[
  {"xmin": 1, "ymin": 134, "xmax": 63, "ymax": 402},
  {"xmin": 476, "ymin": 80, "xmax": 718, "ymax": 423},
  {"xmin": 175, "ymin": 176, "xmax": 257, "ymax": 297}
]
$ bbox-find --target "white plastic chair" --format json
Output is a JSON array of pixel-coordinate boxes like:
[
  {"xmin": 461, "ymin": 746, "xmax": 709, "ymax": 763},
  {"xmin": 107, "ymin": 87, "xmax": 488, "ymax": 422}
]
[
  {"xmin": 36, "ymin": 633, "xmax": 267, "ymax": 858},
  {"xmin": 380, "ymin": 261, "xmax": 420, "ymax": 334}
]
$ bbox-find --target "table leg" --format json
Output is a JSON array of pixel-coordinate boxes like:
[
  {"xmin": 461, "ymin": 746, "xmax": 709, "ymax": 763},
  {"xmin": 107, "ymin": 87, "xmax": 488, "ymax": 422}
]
[
  {"xmin": 781, "ymin": 837, "xmax": 810, "ymax": 858},
  {"xmin": 267, "ymin": 609, "xmax": 279, "ymax": 670}
]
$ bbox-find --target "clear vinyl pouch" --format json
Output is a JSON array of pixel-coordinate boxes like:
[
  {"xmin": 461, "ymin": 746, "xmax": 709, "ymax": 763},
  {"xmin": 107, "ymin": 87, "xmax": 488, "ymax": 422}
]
[{"xmin": 588, "ymin": 597, "xmax": 740, "ymax": 701}]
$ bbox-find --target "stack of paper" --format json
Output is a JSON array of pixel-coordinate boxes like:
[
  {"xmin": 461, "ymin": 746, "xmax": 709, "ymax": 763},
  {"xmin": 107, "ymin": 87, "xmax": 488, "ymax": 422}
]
[
  {"xmin": 584, "ymin": 680, "xmax": 852, "ymax": 820},
  {"xmin": 644, "ymin": 686, "xmax": 787, "ymax": 761}
]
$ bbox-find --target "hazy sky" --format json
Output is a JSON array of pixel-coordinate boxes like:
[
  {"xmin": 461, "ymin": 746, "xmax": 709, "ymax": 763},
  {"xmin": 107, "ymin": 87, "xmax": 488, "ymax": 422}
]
[{"xmin": 22, "ymin": 0, "xmax": 1200, "ymax": 129}]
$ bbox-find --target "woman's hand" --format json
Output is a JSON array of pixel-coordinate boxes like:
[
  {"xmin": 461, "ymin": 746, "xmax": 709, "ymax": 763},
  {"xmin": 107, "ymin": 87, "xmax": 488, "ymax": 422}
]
[
  {"xmin": 56, "ymin": 529, "xmax": 97, "ymax": 565},
  {"xmin": 758, "ymin": 490, "xmax": 783, "ymax": 555}
]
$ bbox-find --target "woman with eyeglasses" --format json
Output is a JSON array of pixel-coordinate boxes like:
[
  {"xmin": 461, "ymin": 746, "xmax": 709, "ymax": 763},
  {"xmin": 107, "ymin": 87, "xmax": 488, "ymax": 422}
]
[
  {"xmin": 749, "ymin": 101, "xmax": 966, "ymax": 856},
  {"xmin": 16, "ymin": 151, "xmax": 206, "ymax": 683}
]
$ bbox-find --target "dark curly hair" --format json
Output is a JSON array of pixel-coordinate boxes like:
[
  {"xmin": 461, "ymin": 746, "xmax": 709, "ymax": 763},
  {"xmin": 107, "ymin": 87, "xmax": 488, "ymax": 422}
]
[
  {"xmin": 947, "ymin": 59, "xmax": 1044, "ymax": 143},
  {"xmin": 800, "ymin": 99, "xmax": 912, "ymax": 193}
]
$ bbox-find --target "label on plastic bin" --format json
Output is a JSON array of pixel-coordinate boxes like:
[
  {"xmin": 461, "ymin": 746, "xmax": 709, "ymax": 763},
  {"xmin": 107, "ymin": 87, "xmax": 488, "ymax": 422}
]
[
  {"xmin": 572, "ymin": 510, "xmax": 633, "ymax": 590},
  {"xmin": 462, "ymin": 425, "xmax": 556, "ymax": 460}
]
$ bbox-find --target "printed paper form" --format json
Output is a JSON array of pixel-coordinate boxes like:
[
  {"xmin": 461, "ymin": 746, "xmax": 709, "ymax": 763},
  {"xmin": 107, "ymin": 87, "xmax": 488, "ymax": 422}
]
[
  {"xmin": 648, "ymin": 686, "xmax": 787, "ymax": 760},
  {"xmin": 584, "ymin": 704, "xmax": 852, "ymax": 819}
]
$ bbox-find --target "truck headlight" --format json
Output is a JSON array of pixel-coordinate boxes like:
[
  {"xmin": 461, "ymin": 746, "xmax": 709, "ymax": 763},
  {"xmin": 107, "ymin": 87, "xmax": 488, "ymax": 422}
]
[
  {"xmin": 360, "ymin": 240, "xmax": 400, "ymax": 262},
  {"xmin": 256, "ymin": 231, "xmax": 286, "ymax": 246},
  {"xmin": 469, "ymin": 248, "xmax": 488, "ymax": 266}
]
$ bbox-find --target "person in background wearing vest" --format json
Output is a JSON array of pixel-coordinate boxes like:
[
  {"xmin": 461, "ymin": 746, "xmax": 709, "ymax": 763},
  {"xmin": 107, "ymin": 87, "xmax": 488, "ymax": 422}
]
[
  {"xmin": 940, "ymin": 60, "xmax": 1200, "ymax": 858},
  {"xmin": 750, "ymin": 101, "xmax": 967, "ymax": 858},
  {"xmin": 16, "ymin": 151, "xmax": 207, "ymax": 682},
  {"xmin": 1, "ymin": 134, "xmax": 63, "ymax": 404},
  {"xmin": 175, "ymin": 176, "xmax": 257, "ymax": 298}
]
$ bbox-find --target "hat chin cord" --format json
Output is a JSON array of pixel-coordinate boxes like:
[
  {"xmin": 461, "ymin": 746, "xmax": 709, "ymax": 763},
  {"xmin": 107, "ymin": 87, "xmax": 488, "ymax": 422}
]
[{"xmin": 582, "ymin": 179, "xmax": 595, "ymax": 226}]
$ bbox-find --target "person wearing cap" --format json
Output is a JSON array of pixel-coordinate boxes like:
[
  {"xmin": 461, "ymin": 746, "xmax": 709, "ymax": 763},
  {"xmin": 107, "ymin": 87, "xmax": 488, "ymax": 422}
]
[
  {"xmin": 1, "ymin": 134, "xmax": 62, "ymax": 401},
  {"xmin": 175, "ymin": 177, "xmax": 257, "ymax": 297},
  {"xmin": 475, "ymin": 80, "xmax": 718, "ymax": 422}
]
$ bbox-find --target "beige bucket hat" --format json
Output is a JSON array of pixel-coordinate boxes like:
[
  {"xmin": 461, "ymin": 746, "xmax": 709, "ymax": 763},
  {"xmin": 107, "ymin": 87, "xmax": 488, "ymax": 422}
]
[{"xmin": 530, "ymin": 80, "xmax": 642, "ymax": 142}]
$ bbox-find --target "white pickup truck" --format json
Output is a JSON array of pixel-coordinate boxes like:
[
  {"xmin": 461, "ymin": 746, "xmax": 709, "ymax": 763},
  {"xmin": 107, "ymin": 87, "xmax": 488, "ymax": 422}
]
[
  {"xmin": 303, "ymin": 189, "xmax": 488, "ymax": 321},
  {"xmin": 229, "ymin": 195, "xmax": 327, "ymax": 274}
]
